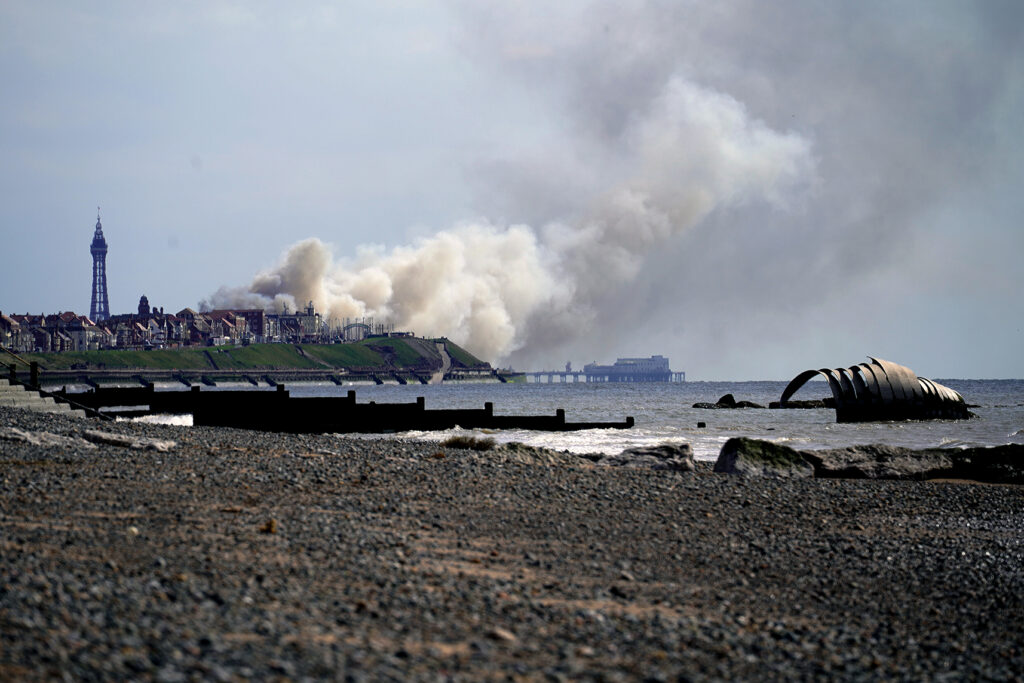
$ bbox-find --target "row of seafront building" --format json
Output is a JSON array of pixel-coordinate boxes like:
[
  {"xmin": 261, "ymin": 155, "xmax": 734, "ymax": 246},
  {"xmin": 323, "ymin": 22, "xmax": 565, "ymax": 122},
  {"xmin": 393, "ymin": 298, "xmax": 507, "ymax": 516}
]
[
  {"xmin": 3, "ymin": 212, "xmax": 410, "ymax": 354},
  {"xmin": 0, "ymin": 298, "xmax": 394, "ymax": 354}
]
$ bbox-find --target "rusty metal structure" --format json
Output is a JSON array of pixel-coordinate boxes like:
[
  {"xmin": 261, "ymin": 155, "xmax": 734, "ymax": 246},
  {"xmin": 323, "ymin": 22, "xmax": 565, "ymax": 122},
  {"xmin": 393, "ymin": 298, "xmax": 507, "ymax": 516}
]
[{"xmin": 780, "ymin": 357, "xmax": 970, "ymax": 422}]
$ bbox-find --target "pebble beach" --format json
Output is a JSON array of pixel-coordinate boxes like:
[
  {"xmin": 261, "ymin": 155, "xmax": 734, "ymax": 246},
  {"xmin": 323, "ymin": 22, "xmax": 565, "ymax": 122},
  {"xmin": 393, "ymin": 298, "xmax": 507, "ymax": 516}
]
[{"xmin": 2, "ymin": 405, "xmax": 1022, "ymax": 681}]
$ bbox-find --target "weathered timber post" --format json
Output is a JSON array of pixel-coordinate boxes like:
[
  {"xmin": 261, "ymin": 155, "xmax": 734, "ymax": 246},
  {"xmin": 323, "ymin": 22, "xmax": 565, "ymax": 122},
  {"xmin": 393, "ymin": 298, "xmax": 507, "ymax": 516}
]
[
  {"xmin": 8, "ymin": 364, "xmax": 15, "ymax": 383},
  {"xmin": 29, "ymin": 362, "xmax": 39, "ymax": 387}
]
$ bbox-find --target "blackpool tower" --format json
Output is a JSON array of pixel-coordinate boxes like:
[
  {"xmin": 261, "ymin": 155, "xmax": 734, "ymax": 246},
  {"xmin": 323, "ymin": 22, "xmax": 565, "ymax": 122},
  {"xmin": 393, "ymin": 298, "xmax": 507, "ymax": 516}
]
[{"xmin": 89, "ymin": 207, "xmax": 109, "ymax": 322}]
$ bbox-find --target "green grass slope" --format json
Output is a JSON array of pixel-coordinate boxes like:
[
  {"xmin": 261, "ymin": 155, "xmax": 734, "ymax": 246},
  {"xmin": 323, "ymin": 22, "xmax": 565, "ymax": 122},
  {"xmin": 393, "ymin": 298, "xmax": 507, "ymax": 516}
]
[
  {"xmin": 10, "ymin": 348, "xmax": 213, "ymax": 370},
  {"xmin": 8, "ymin": 337, "xmax": 489, "ymax": 372},
  {"xmin": 439, "ymin": 339, "xmax": 487, "ymax": 367},
  {"xmin": 299, "ymin": 343, "xmax": 391, "ymax": 369},
  {"xmin": 208, "ymin": 345, "xmax": 320, "ymax": 370}
]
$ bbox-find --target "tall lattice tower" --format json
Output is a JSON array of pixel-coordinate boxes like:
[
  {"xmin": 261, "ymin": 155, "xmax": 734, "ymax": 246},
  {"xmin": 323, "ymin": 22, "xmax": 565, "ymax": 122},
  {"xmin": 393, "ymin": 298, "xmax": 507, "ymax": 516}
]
[{"xmin": 89, "ymin": 207, "xmax": 110, "ymax": 322}]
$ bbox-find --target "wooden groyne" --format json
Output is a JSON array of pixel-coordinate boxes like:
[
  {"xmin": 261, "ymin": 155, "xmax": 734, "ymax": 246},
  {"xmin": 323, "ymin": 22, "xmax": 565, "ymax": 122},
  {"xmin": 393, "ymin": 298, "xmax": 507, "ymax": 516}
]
[{"xmin": 56, "ymin": 385, "xmax": 635, "ymax": 434}]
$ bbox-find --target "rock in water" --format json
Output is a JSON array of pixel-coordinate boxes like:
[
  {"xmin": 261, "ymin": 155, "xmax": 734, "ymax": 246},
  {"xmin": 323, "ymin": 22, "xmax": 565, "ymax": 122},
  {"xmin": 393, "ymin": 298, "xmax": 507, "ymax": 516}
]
[
  {"xmin": 693, "ymin": 394, "xmax": 764, "ymax": 409},
  {"xmin": 768, "ymin": 399, "xmax": 832, "ymax": 409},
  {"xmin": 598, "ymin": 443, "xmax": 695, "ymax": 472},
  {"xmin": 713, "ymin": 437, "xmax": 814, "ymax": 478}
]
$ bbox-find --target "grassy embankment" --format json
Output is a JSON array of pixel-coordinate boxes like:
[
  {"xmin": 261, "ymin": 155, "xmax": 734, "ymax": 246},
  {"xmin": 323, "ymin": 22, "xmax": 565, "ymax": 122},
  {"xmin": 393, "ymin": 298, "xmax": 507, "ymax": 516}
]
[
  {"xmin": 9, "ymin": 338, "xmax": 486, "ymax": 372},
  {"xmin": 443, "ymin": 340, "xmax": 485, "ymax": 368}
]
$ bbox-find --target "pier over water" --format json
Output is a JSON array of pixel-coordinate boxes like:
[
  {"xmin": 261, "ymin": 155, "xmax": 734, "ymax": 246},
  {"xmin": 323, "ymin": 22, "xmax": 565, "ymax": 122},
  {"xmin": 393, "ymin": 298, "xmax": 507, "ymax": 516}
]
[{"xmin": 527, "ymin": 356, "xmax": 685, "ymax": 383}]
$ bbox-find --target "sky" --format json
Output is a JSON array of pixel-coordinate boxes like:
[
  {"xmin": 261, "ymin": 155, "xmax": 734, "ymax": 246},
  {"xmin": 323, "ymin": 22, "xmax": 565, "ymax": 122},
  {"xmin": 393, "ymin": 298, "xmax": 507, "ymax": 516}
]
[{"xmin": 1, "ymin": 1, "xmax": 1022, "ymax": 379}]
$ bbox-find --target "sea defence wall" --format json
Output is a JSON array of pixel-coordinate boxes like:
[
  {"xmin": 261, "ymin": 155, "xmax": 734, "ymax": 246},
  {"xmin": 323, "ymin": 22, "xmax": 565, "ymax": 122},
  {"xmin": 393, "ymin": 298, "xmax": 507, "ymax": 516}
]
[
  {"xmin": 12, "ymin": 366, "xmax": 508, "ymax": 388},
  {"xmin": 30, "ymin": 368, "xmax": 429, "ymax": 387},
  {"xmin": 4, "ymin": 337, "xmax": 502, "ymax": 388}
]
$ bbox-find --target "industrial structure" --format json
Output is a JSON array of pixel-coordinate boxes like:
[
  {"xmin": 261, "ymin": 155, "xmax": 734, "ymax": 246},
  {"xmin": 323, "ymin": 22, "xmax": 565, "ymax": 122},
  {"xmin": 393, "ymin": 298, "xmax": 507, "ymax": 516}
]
[
  {"xmin": 342, "ymin": 317, "xmax": 399, "ymax": 342},
  {"xmin": 89, "ymin": 208, "xmax": 109, "ymax": 322},
  {"xmin": 528, "ymin": 356, "xmax": 685, "ymax": 383}
]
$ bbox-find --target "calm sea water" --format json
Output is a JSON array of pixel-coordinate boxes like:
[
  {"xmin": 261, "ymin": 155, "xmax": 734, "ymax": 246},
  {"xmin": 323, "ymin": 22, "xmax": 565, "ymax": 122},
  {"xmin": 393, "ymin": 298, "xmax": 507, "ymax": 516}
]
[{"xmin": 269, "ymin": 378, "xmax": 1024, "ymax": 462}]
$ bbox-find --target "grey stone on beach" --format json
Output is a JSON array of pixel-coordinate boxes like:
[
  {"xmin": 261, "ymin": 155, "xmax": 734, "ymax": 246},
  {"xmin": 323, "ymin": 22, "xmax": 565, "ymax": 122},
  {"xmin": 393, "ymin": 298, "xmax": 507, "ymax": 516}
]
[
  {"xmin": 802, "ymin": 443, "xmax": 956, "ymax": 480},
  {"xmin": 806, "ymin": 442, "xmax": 1024, "ymax": 484},
  {"xmin": 458, "ymin": 441, "xmax": 587, "ymax": 467},
  {"xmin": 714, "ymin": 437, "xmax": 815, "ymax": 478},
  {"xmin": 448, "ymin": 440, "xmax": 695, "ymax": 471},
  {"xmin": 595, "ymin": 443, "xmax": 695, "ymax": 471},
  {"xmin": 714, "ymin": 437, "xmax": 1024, "ymax": 484},
  {"xmin": 1, "ymin": 405, "xmax": 1022, "ymax": 680}
]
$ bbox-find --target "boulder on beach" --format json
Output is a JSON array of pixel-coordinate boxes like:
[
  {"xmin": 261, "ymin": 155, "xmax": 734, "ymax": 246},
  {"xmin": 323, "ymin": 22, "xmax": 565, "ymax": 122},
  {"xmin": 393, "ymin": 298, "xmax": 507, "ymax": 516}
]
[
  {"xmin": 596, "ymin": 443, "xmax": 695, "ymax": 472},
  {"xmin": 800, "ymin": 444, "xmax": 956, "ymax": 480},
  {"xmin": 480, "ymin": 442, "xmax": 585, "ymax": 467},
  {"xmin": 713, "ymin": 437, "xmax": 814, "ymax": 478},
  {"xmin": 804, "ymin": 443, "xmax": 1024, "ymax": 484},
  {"xmin": 712, "ymin": 438, "xmax": 1024, "ymax": 484},
  {"xmin": 455, "ymin": 441, "xmax": 697, "ymax": 471}
]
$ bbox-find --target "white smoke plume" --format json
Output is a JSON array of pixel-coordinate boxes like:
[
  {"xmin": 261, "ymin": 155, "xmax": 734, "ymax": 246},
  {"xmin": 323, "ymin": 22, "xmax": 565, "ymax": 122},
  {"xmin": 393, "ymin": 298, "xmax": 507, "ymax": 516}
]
[{"xmin": 204, "ymin": 77, "xmax": 813, "ymax": 362}]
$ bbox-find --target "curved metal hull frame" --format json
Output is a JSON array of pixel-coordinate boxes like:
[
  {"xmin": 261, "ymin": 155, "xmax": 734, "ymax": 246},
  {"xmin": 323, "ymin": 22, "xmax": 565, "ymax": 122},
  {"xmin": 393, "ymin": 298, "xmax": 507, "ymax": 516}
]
[{"xmin": 780, "ymin": 357, "xmax": 970, "ymax": 423}]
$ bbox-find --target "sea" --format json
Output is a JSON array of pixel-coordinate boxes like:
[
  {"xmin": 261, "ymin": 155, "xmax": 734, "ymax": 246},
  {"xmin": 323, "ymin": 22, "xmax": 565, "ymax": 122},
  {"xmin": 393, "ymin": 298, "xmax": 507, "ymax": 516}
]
[{"xmin": 140, "ymin": 378, "xmax": 1024, "ymax": 462}]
